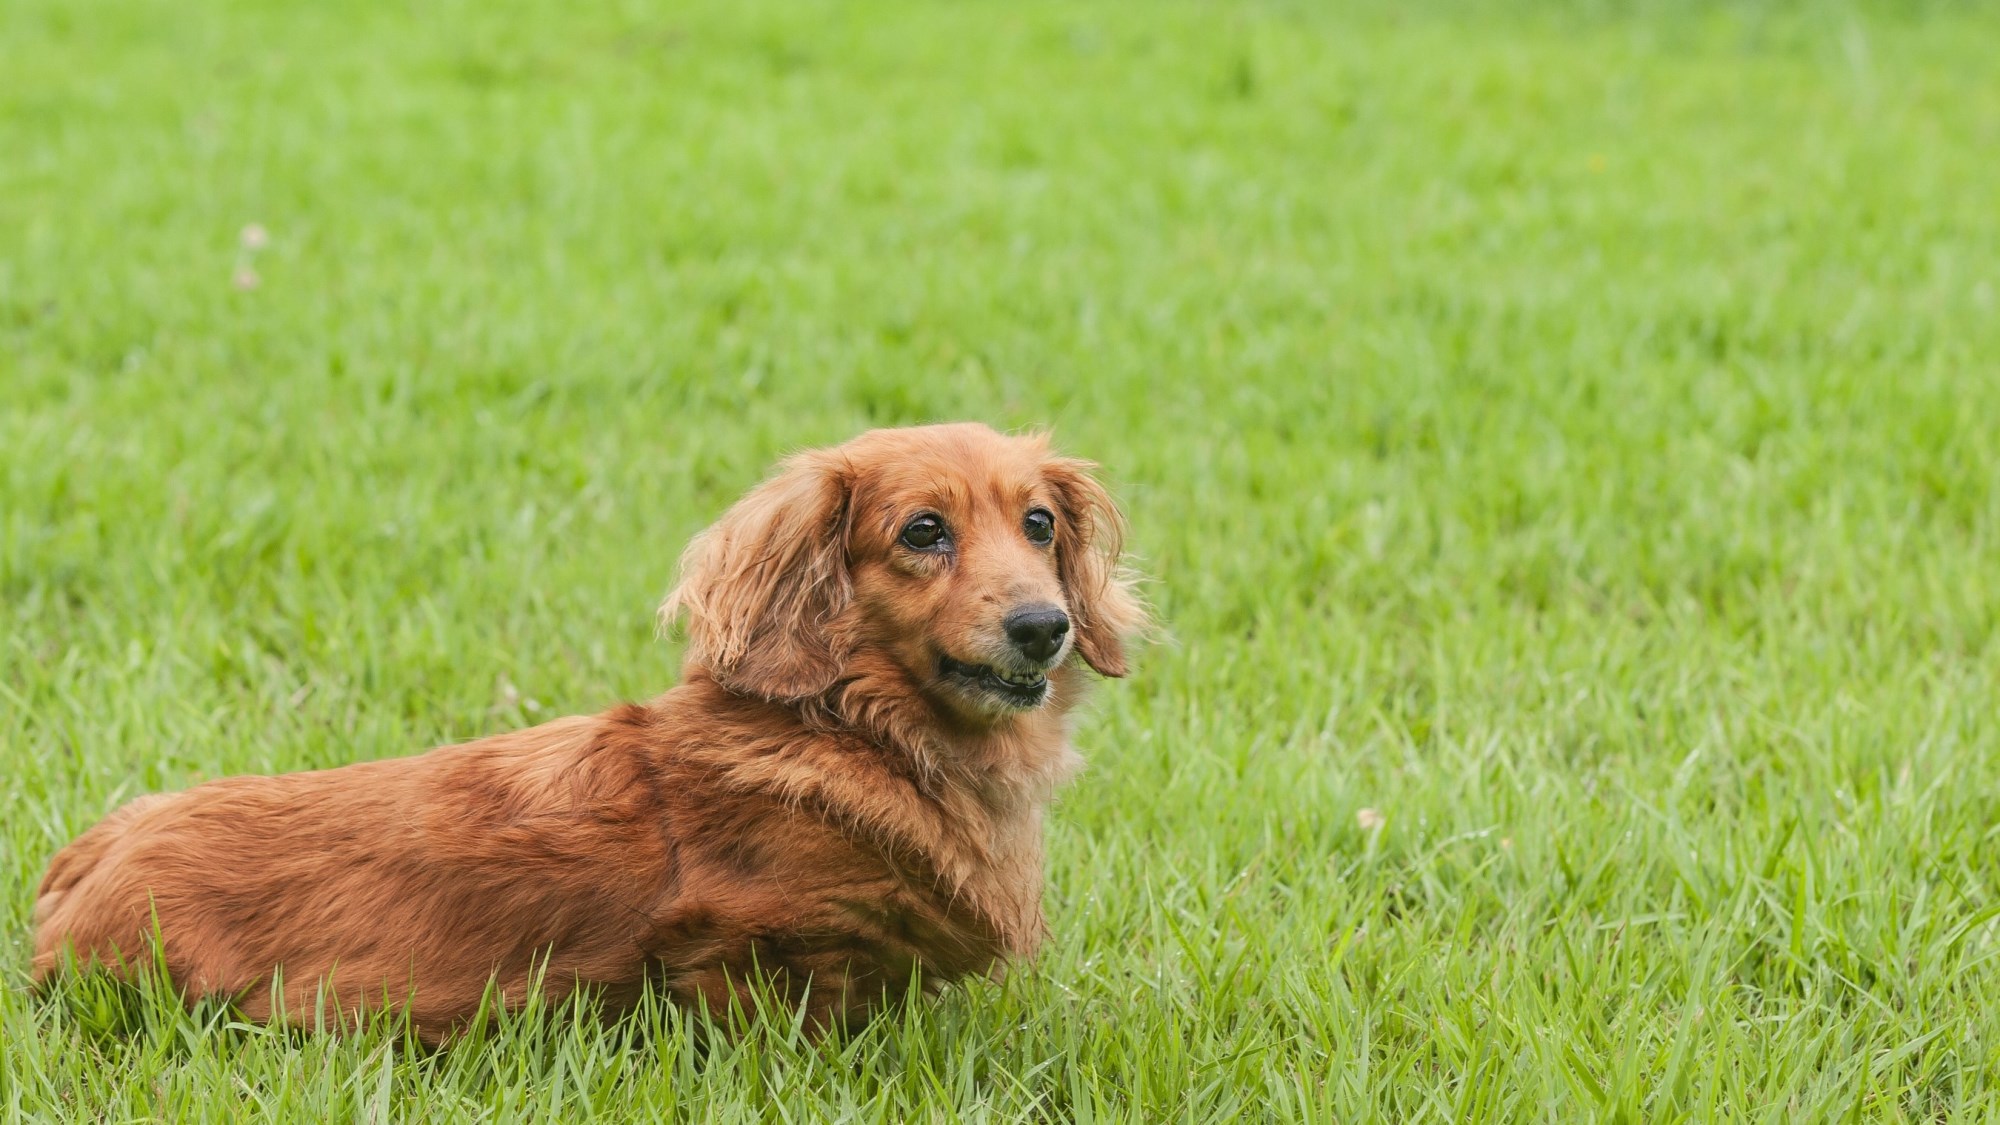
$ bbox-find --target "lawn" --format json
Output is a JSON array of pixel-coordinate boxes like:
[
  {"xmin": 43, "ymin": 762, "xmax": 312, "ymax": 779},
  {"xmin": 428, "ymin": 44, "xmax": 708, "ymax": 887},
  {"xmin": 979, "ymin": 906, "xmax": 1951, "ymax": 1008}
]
[{"xmin": 4, "ymin": 0, "xmax": 1999, "ymax": 1118}]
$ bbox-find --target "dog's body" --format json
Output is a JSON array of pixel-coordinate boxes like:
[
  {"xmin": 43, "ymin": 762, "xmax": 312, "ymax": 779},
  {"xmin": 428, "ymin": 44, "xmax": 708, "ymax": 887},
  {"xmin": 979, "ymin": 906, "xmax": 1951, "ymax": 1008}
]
[{"xmin": 32, "ymin": 424, "xmax": 1142, "ymax": 1039}]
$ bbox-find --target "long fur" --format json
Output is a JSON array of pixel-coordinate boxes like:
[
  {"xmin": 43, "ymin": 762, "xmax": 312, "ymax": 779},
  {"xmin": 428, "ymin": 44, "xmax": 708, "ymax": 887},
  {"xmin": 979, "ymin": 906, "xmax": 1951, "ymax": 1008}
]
[{"xmin": 31, "ymin": 423, "xmax": 1145, "ymax": 1040}]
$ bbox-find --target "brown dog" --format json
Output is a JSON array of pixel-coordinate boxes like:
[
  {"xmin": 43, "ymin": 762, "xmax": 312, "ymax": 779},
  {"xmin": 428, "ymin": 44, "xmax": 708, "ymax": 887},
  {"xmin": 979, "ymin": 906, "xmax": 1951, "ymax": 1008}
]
[{"xmin": 31, "ymin": 423, "xmax": 1144, "ymax": 1040}]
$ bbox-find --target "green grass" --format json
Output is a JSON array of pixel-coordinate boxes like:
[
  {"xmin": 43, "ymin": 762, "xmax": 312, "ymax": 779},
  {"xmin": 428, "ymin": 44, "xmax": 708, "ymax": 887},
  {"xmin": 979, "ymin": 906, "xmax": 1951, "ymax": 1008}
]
[{"xmin": 4, "ymin": 0, "xmax": 1999, "ymax": 1118}]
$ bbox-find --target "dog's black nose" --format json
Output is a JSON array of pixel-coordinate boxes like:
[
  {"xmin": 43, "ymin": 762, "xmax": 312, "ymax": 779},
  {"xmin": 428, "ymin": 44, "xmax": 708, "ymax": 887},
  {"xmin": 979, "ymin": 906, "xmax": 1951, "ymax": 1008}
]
[{"xmin": 1003, "ymin": 605, "xmax": 1070, "ymax": 663}]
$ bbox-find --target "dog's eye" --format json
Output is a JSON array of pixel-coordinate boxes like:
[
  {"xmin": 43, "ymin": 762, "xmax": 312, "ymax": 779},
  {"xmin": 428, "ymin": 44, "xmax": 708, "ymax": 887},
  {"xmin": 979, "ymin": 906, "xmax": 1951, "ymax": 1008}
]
[
  {"xmin": 1024, "ymin": 508, "xmax": 1055, "ymax": 545},
  {"xmin": 899, "ymin": 515, "xmax": 948, "ymax": 551}
]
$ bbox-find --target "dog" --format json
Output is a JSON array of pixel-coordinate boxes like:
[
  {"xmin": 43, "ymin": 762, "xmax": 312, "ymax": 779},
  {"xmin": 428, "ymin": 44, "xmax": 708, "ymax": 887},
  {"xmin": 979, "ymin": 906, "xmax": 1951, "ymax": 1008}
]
[{"xmin": 30, "ymin": 423, "xmax": 1144, "ymax": 1041}]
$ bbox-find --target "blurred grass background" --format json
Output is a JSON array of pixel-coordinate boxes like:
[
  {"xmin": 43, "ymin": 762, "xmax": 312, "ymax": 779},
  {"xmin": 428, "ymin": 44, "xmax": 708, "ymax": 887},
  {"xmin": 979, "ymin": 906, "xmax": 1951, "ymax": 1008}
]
[{"xmin": 3, "ymin": 0, "xmax": 1998, "ymax": 1118}]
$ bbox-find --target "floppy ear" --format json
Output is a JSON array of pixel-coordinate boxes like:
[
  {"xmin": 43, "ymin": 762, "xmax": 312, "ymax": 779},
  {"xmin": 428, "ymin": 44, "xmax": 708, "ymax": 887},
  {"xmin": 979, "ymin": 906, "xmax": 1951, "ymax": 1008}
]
[
  {"xmin": 1043, "ymin": 456, "xmax": 1147, "ymax": 678},
  {"xmin": 660, "ymin": 451, "xmax": 852, "ymax": 701}
]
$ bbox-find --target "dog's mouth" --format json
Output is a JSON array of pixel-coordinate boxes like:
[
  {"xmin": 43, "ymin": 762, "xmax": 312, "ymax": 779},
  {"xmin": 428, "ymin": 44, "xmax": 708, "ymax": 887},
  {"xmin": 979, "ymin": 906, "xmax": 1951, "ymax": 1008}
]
[{"xmin": 937, "ymin": 655, "xmax": 1050, "ymax": 708}]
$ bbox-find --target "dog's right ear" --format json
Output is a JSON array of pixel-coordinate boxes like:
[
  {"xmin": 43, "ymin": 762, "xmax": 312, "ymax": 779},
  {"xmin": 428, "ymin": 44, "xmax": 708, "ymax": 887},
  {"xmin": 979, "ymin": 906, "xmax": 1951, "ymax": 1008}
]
[{"xmin": 661, "ymin": 451, "xmax": 852, "ymax": 701}]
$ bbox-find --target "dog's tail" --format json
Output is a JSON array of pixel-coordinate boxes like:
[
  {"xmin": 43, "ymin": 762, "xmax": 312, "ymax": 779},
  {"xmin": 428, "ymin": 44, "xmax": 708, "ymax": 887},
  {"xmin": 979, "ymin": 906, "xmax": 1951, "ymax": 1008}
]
[{"xmin": 31, "ymin": 792, "xmax": 171, "ymax": 981}]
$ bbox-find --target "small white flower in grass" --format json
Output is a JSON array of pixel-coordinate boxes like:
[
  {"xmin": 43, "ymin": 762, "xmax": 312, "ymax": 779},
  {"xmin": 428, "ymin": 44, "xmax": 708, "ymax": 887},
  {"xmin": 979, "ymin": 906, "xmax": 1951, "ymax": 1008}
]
[
  {"xmin": 233, "ymin": 266, "xmax": 260, "ymax": 290},
  {"xmin": 241, "ymin": 223, "xmax": 269, "ymax": 250},
  {"xmin": 1356, "ymin": 807, "xmax": 1385, "ymax": 831}
]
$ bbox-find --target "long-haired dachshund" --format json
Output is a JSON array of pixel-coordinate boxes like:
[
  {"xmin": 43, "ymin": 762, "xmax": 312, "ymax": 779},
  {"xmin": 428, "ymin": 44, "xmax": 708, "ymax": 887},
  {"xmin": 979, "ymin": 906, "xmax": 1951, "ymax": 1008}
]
[{"xmin": 31, "ymin": 423, "xmax": 1145, "ymax": 1039}]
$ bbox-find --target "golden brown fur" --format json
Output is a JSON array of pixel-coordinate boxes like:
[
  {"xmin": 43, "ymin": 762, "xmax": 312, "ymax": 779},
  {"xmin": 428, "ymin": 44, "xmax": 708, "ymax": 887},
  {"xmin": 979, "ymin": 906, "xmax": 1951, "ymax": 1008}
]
[{"xmin": 31, "ymin": 423, "xmax": 1145, "ymax": 1040}]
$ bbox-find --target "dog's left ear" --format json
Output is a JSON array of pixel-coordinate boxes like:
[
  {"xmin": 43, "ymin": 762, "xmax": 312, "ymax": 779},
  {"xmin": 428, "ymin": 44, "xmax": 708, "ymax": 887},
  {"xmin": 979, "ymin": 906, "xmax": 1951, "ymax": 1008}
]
[
  {"xmin": 661, "ymin": 451, "xmax": 852, "ymax": 701},
  {"xmin": 1043, "ymin": 456, "xmax": 1147, "ymax": 678}
]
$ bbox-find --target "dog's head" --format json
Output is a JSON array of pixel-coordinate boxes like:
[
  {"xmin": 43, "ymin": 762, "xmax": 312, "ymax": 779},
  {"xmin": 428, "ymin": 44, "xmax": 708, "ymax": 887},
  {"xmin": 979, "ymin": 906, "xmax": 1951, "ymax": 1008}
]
[{"xmin": 663, "ymin": 423, "xmax": 1145, "ymax": 723}]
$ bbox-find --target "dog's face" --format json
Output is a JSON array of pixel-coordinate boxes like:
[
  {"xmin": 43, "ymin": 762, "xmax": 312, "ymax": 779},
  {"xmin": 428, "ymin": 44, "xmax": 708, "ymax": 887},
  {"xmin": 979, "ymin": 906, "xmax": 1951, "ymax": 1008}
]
[
  {"xmin": 845, "ymin": 433, "xmax": 1077, "ymax": 718},
  {"xmin": 664, "ymin": 424, "xmax": 1143, "ymax": 726}
]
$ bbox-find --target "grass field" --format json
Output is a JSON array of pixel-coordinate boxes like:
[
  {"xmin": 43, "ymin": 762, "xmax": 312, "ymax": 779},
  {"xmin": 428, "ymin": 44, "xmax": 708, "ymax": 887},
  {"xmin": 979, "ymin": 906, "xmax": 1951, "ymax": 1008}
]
[{"xmin": 5, "ymin": 0, "xmax": 1999, "ymax": 1118}]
